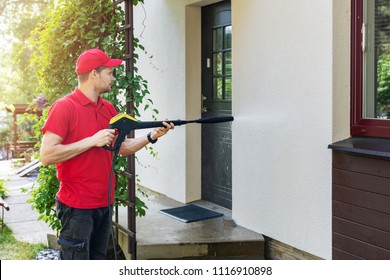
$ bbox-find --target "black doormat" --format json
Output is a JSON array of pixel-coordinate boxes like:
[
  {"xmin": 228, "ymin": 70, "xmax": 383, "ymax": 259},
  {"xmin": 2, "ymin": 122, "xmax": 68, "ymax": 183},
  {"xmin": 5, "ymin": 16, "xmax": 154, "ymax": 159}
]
[{"xmin": 158, "ymin": 204, "xmax": 223, "ymax": 223}]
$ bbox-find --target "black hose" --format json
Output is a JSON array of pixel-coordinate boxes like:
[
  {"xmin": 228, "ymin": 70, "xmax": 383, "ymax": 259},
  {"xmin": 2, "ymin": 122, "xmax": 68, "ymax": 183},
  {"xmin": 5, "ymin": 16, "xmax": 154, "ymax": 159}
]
[{"xmin": 107, "ymin": 151, "xmax": 119, "ymax": 260}]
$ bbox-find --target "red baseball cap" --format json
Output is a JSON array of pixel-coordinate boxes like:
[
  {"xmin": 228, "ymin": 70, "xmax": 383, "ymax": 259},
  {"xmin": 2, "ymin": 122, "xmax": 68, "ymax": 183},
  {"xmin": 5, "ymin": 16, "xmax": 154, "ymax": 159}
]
[{"xmin": 76, "ymin": 48, "xmax": 123, "ymax": 75}]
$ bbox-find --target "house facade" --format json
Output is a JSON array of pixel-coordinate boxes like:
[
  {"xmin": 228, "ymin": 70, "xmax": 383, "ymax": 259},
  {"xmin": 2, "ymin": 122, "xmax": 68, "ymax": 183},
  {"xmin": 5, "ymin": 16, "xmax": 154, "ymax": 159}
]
[{"xmin": 127, "ymin": 0, "xmax": 389, "ymax": 260}]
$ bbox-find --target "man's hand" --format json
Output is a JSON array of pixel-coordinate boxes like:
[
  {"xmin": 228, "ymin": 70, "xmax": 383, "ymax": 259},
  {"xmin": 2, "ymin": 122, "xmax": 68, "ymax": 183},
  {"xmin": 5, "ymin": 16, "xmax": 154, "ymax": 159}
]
[
  {"xmin": 92, "ymin": 129, "xmax": 116, "ymax": 147},
  {"xmin": 150, "ymin": 121, "xmax": 175, "ymax": 141},
  {"xmin": 118, "ymin": 120, "xmax": 175, "ymax": 156}
]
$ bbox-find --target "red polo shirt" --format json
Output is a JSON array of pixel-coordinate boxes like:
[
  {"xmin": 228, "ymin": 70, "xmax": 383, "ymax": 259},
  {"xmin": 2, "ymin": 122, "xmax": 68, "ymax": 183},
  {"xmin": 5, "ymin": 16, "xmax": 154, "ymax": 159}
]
[{"xmin": 42, "ymin": 88, "xmax": 117, "ymax": 209}]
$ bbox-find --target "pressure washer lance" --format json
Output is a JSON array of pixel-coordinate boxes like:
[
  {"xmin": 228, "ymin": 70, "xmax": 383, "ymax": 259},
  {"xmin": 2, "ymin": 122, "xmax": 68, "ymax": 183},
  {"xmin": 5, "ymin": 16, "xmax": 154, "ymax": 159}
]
[
  {"xmin": 103, "ymin": 113, "xmax": 234, "ymax": 152},
  {"xmin": 103, "ymin": 113, "xmax": 234, "ymax": 259}
]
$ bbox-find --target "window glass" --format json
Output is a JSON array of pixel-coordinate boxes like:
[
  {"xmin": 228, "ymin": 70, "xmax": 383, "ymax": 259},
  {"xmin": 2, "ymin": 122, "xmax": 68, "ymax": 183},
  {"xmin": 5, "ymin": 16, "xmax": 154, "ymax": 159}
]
[
  {"xmin": 213, "ymin": 28, "xmax": 223, "ymax": 51},
  {"xmin": 225, "ymin": 52, "xmax": 232, "ymax": 75},
  {"xmin": 225, "ymin": 77, "xmax": 232, "ymax": 99},
  {"xmin": 363, "ymin": 0, "xmax": 390, "ymax": 119},
  {"xmin": 213, "ymin": 53, "xmax": 222, "ymax": 75},
  {"xmin": 224, "ymin": 26, "xmax": 232, "ymax": 49},
  {"xmin": 212, "ymin": 25, "xmax": 232, "ymax": 101},
  {"xmin": 213, "ymin": 77, "xmax": 223, "ymax": 100}
]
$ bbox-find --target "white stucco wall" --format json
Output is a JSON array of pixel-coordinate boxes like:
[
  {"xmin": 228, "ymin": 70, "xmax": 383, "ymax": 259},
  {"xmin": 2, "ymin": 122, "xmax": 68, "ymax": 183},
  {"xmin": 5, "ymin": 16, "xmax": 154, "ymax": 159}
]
[
  {"xmin": 232, "ymin": 0, "xmax": 333, "ymax": 259},
  {"xmin": 133, "ymin": 1, "xmax": 188, "ymax": 202},
  {"xmin": 333, "ymin": 0, "xmax": 350, "ymax": 142},
  {"xmin": 133, "ymin": 0, "xmax": 350, "ymax": 260}
]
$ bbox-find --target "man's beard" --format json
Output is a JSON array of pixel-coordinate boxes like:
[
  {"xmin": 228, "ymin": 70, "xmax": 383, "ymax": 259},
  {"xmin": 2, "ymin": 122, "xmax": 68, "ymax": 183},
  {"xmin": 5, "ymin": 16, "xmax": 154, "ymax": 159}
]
[{"xmin": 98, "ymin": 84, "xmax": 111, "ymax": 94}]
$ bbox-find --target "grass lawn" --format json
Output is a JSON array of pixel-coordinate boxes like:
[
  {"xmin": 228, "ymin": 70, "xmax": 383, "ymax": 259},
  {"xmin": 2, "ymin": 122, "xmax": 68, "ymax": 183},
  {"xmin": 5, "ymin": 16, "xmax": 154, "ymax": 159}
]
[{"xmin": 0, "ymin": 223, "xmax": 46, "ymax": 260}]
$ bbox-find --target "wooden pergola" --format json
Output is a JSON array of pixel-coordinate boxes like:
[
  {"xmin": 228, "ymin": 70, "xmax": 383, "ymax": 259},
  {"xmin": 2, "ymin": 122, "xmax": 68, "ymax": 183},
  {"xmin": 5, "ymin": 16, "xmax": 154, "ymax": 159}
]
[{"xmin": 5, "ymin": 104, "xmax": 41, "ymax": 160}]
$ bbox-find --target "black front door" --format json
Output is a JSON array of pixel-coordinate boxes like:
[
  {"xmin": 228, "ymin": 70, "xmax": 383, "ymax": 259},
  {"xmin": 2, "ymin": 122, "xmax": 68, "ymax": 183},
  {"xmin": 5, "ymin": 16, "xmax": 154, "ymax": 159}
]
[{"xmin": 201, "ymin": 0, "xmax": 232, "ymax": 209}]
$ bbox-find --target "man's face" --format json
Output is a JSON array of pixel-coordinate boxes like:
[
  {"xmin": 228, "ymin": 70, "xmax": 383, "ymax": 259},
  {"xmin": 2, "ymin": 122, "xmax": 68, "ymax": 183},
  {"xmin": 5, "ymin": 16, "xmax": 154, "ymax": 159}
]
[{"xmin": 95, "ymin": 67, "xmax": 116, "ymax": 94}]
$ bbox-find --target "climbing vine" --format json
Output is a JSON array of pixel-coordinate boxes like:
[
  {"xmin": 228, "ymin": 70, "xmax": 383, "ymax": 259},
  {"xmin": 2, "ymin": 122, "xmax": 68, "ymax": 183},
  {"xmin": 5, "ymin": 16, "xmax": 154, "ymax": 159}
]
[{"xmin": 25, "ymin": 0, "xmax": 155, "ymax": 232}]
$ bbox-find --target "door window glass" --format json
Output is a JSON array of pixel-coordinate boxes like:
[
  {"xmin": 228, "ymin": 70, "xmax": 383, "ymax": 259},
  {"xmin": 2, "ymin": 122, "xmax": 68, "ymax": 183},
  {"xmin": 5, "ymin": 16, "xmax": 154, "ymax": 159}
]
[{"xmin": 212, "ymin": 25, "xmax": 232, "ymax": 100}]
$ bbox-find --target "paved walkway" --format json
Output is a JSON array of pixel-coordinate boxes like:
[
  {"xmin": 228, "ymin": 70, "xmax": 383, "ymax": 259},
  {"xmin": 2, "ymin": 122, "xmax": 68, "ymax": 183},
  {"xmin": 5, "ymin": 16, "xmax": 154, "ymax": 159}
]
[{"xmin": 0, "ymin": 160, "xmax": 55, "ymax": 245}]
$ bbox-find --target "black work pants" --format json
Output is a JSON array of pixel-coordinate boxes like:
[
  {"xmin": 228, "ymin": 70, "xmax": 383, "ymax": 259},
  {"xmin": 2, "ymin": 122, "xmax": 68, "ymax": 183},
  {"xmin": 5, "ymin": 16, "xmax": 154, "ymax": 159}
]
[{"xmin": 56, "ymin": 199, "xmax": 112, "ymax": 260}]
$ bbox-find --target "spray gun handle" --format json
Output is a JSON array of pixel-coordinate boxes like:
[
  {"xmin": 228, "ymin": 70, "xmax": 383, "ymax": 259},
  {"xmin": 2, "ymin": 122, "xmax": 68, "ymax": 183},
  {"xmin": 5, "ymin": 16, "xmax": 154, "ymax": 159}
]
[{"xmin": 102, "ymin": 124, "xmax": 127, "ymax": 152}]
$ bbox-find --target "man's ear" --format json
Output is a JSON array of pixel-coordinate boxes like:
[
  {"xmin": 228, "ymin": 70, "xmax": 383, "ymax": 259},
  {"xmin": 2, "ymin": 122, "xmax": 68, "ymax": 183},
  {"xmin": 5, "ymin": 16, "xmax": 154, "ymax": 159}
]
[{"xmin": 90, "ymin": 69, "xmax": 98, "ymax": 78}]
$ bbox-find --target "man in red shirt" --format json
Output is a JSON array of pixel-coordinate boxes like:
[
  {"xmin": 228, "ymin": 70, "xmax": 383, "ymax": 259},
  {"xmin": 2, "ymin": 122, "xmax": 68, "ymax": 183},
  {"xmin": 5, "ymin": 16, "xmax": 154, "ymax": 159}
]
[{"xmin": 40, "ymin": 49, "xmax": 174, "ymax": 260}]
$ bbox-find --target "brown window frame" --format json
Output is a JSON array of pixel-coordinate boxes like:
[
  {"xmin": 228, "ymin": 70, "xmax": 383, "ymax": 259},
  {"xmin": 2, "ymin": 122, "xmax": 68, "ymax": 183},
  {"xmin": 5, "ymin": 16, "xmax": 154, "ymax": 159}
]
[{"xmin": 351, "ymin": 0, "xmax": 390, "ymax": 138}]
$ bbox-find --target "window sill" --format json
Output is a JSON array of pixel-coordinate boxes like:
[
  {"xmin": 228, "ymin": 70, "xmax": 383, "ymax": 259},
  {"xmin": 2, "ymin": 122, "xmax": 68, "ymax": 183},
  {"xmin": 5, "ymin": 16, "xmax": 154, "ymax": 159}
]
[{"xmin": 328, "ymin": 137, "xmax": 390, "ymax": 160}]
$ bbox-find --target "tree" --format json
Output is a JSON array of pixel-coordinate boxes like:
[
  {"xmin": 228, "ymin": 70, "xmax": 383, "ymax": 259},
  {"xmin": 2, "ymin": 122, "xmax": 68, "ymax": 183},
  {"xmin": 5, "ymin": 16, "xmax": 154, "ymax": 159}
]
[{"xmin": 0, "ymin": 0, "xmax": 53, "ymax": 105}]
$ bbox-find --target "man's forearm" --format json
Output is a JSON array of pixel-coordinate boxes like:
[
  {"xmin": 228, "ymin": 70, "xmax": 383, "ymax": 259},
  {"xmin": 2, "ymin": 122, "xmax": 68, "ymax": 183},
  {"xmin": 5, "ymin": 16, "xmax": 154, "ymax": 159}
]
[
  {"xmin": 118, "ymin": 123, "xmax": 173, "ymax": 156},
  {"xmin": 40, "ymin": 136, "xmax": 95, "ymax": 165},
  {"xmin": 119, "ymin": 134, "xmax": 150, "ymax": 156}
]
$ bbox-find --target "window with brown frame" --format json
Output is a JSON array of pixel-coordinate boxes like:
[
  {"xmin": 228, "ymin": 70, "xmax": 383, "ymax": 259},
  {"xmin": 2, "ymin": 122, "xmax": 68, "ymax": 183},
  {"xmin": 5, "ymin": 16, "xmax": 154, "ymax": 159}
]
[{"xmin": 351, "ymin": 0, "xmax": 390, "ymax": 138}]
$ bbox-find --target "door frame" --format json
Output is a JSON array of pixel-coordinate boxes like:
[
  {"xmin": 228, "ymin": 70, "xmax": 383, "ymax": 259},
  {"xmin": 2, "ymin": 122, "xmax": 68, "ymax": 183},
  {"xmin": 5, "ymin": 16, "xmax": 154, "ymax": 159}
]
[{"xmin": 184, "ymin": 0, "xmax": 228, "ymax": 203}]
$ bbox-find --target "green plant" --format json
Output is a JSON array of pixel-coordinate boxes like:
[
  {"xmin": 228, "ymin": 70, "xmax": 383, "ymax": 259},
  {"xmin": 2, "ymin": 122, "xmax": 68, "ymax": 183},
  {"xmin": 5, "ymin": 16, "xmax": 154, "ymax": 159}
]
[
  {"xmin": 25, "ymin": 164, "xmax": 60, "ymax": 231},
  {"xmin": 24, "ymin": 0, "xmax": 157, "ymax": 233},
  {"xmin": 0, "ymin": 179, "xmax": 8, "ymax": 198}
]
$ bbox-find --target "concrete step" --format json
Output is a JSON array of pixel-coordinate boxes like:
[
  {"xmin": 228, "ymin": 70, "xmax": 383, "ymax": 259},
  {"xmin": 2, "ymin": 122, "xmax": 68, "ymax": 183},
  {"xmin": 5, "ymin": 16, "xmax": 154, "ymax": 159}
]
[{"xmin": 117, "ymin": 191, "xmax": 264, "ymax": 260}]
